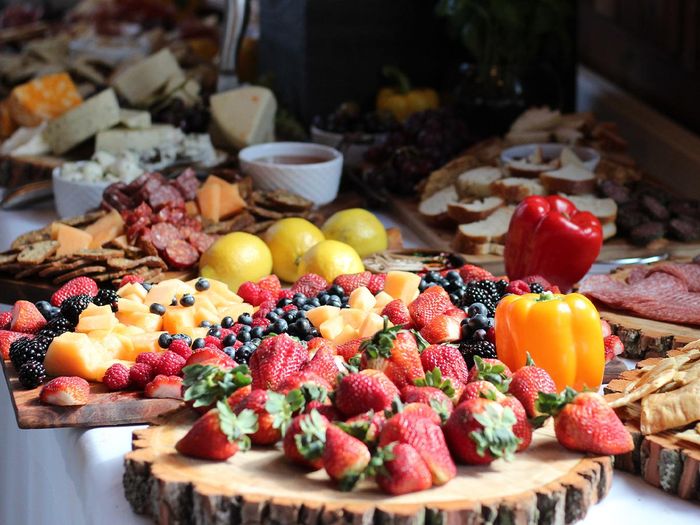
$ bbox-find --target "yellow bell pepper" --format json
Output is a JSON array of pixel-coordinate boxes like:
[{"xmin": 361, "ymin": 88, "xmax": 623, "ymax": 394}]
[
  {"xmin": 376, "ymin": 66, "xmax": 439, "ymax": 122},
  {"xmin": 494, "ymin": 292, "xmax": 604, "ymax": 391}
]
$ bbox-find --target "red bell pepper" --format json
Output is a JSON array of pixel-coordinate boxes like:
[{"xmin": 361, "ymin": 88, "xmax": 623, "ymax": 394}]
[{"xmin": 504, "ymin": 195, "xmax": 603, "ymax": 291}]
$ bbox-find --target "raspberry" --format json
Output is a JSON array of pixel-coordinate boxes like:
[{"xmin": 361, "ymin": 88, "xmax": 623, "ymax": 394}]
[
  {"xmin": 120, "ymin": 274, "xmax": 144, "ymax": 288},
  {"xmin": 505, "ymin": 280, "xmax": 530, "ymax": 295},
  {"xmin": 459, "ymin": 264, "xmax": 494, "ymax": 283},
  {"xmin": 521, "ymin": 275, "xmax": 553, "ymax": 290},
  {"xmin": 253, "ymin": 300, "xmax": 275, "ymax": 319},
  {"xmin": 283, "ymin": 304, "xmax": 297, "ymax": 312},
  {"xmin": 367, "ymin": 273, "xmax": 386, "ymax": 294},
  {"xmin": 103, "ymin": 363, "xmax": 130, "ymax": 391},
  {"xmin": 135, "ymin": 352, "xmax": 161, "ymax": 368},
  {"xmin": 204, "ymin": 335, "xmax": 222, "ymax": 349},
  {"xmin": 257, "ymin": 290, "xmax": 276, "ymax": 305},
  {"xmin": 278, "ymin": 289, "xmax": 295, "ymax": 300},
  {"xmin": 50, "ymin": 276, "xmax": 98, "ymax": 306},
  {"xmin": 219, "ymin": 328, "xmax": 234, "ymax": 339},
  {"xmin": 168, "ymin": 339, "xmax": 193, "ymax": 360},
  {"xmin": 129, "ymin": 362, "xmax": 154, "ymax": 389},
  {"xmin": 291, "ymin": 273, "xmax": 328, "ymax": 297},
  {"xmin": 257, "ymin": 275, "xmax": 282, "ymax": 299},
  {"xmin": 155, "ymin": 351, "xmax": 186, "ymax": 376},
  {"xmin": 237, "ymin": 281, "xmax": 260, "ymax": 305},
  {"xmin": 252, "ymin": 317, "xmax": 270, "ymax": 328}
]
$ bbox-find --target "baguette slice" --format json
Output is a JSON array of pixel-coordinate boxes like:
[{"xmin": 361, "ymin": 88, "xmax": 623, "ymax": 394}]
[
  {"xmin": 540, "ymin": 165, "xmax": 596, "ymax": 195},
  {"xmin": 490, "ymin": 177, "xmax": 546, "ymax": 203},
  {"xmin": 418, "ymin": 185, "xmax": 458, "ymax": 226},
  {"xmin": 560, "ymin": 194, "xmax": 618, "ymax": 224},
  {"xmin": 452, "ymin": 206, "xmax": 515, "ymax": 255},
  {"xmin": 602, "ymin": 221, "xmax": 617, "ymax": 241},
  {"xmin": 504, "ymin": 159, "xmax": 558, "ymax": 178},
  {"xmin": 447, "ymin": 196, "xmax": 504, "ymax": 224},
  {"xmin": 510, "ymin": 107, "xmax": 562, "ymax": 132},
  {"xmin": 456, "ymin": 166, "xmax": 503, "ymax": 199}
]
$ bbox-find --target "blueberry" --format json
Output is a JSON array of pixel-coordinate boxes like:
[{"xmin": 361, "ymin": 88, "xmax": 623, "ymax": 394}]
[
  {"xmin": 266, "ymin": 311, "xmax": 278, "ymax": 321},
  {"xmin": 272, "ymin": 319, "xmax": 288, "ymax": 333},
  {"xmin": 294, "ymin": 318, "xmax": 311, "ymax": 335},
  {"xmin": 467, "ymin": 314, "xmax": 488, "ymax": 331},
  {"xmin": 273, "ymin": 307, "xmax": 284, "ymax": 316},
  {"xmin": 328, "ymin": 297, "xmax": 342, "ymax": 308},
  {"xmin": 208, "ymin": 327, "xmax": 222, "ymax": 338},
  {"xmin": 240, "ymin": 324, "xmax": 252, "ymax": 332},
  {"xmin": 170, "ymin": 296, "xmax": 178, "ymax": 306},
  {"xmin": 222, "ymin": 334, "xmax": 237, "ymax": 347},
  {"xmin": 158, "ymin": 333, "xmax": 172, "ymax": 349},
  {"xmin": 473, "ymin": 329, "xmax": 487, "ymax": 341},
  {"xmin": 222, "ymin": 346, "xmax": 236, "ymax": 358},
  {"xmin": 35, "ymin": 300, "xmax": 53, "ymax": 319},
  {"xmin": 250, "ymin": 326, "xmax": 264, "ymax": 339},
  {"xmin": 284, "ymin": 310, "xmax": 298, "ymax": 323},
  {"xmin": 277, "ymin": 298, "xmax": 293, "ymax": 307},
  {"xmin": 237, "ymin": 313, "xmax": 253, "ymax": 326},
  {"xmin": 150, "ymin": 303, "xmax": 166, "ymax": 316},
  {"xmin": 221, "ymin": 316, "xmax": 234, "ymax": 328},
  {"xmin": 329, "ymin": 284, "xmax": 345, "ymax": 296},
  {"xmin": 292, "ymin": 294, "xmax": 307, "ymax": 307},
  {"xmin": 426, "ymin": 271, "xmax": 441, "ymax": 283},
  {"xmin": 467, "ymin": 303, "xmax": 488, "ymax": 318},
  {"xmin": 142, "ymin": 282, "xmax": 152, "ymax": 291},
  {"xmin": 449, "ymin": 294, "xmax": 461, "ymax": 305},
  {"xmin": 180, "ymin": 294, "xmax": 195, "ymax": 307},
  {"xmin": 172, "ymin": 333, "xmax": 192, "ymax": 346},
  {"xmin": 195, "ymin": 278, "xmax": 210, "ymax": 291},
  {"xmin": 446, "ymin": 270, "xmax": 461, "ymax": 282},
  {"xmin": 461, "ymin": 324, "xmax": 471, "ymax": 339},
  {"xmin": 309, "ymin": 298, "xmax": 321, "ymax": 307},
  {"xmin": 199, "ymin": 320, "xmax": 212, "ymax": 327},
  {"xmin": 237, "ymin": 330, "xmax": 251, "ymax": 343},
  {"xmin": 192, "ymin": 337, "xmax": 206, "ymax": 349}
]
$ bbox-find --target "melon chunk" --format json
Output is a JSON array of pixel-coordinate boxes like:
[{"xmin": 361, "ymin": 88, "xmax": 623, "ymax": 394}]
[
  {"xmin": 75, "ymin": 313, "xmax": 119, "ymax": 333},
  {"xmin": 333, "ymin": 325, "xmax": 360, "ymax": 345},
  {"xmin": 117, "ymin": 298, "xmax": 149, "ymax": 314},
  {"xmin": 81, "ymin": 304, "xmax": 113, "ymax": 317},
  {"xmin": 185, "ymin": 200, "xmax": 199, "ymax": 216},
  {"xmin": 196, "ymin": 181, "xmax": 221, "ymax": 222},
  {"xmin": 84, "ymin": 209, "xmax": 124, "ymax": 248},
  {"xmin": 162, "ymin": 307, "xmax": 196, "ymax": 334},
  {"xmin": 373, "ymin": 292, "xmax": 394, "ymax": 312},
  {"xmin": 359, "ymin": 312, "xmax": 385, "ymax": 338},
  {"xmin": 339, "ymin": 308, "xmax": 367, "ymax": 328},
  {"xmin": 320, "ymin": 315, "xmax": 345, "ymax": 341},
  {"xmin": 117, "ymin": 311, "xmax": 162, "ymax": 332},
  {"xmin": 44, "ymin": 332, "xmax": 112, "ymax": 382},
  {"xmin": 52, "ymin": 223, "xmax": 93, "ymax": 256},
  {"xmin": 178, "ymin": 325, "xmax": 209, "ymax": 341},
  {"xmin": 218, "ymin": 303, "xmax": 254, "ymax": 321},
  {"xmin": 118, "ymin": 282, "xmax": 147, "ymax": 302},
  {"xmin": 201, "ymin": 175, "xmax": 247, "ymax": 221},
  {"xmin": 144, "ymin": 279, "xmax": 194, "ymax": 306},
  {"xmin": 348, "ymin": 287, "xmax": 376, "ymax": 311},
  {"xmin": 307, "ymin": 306, "xmax": 341, "ymax": 329},
  {"xmin": 88, "ymin": 330, "xmax": 125, "ymax": 357},
  {"xmin": 383, "ymin": 271, "xmax": 422, "ymax": 305},
  {"xmin": 130, "ymin": 332, "xmax": 165, "ymax": 355}
]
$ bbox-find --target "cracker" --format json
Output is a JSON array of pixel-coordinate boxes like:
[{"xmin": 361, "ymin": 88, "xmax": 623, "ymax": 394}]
[
  {"xmin": 53, "ymin": 265, "xmax": 106, "ymax": 285},
  {"xmin": 38, "ymin": 258, "xmax": 90, "ymax": 277},
  {"xmin": 265, "ymin": 190, "xmax": 313, "ymax": 212},
  {"xmin": 107, "ymin": 256, "xmax": 166, "ymax": 271},
  {"xmin": 247, "ymin": 205, "xmax": 285, "ymax": 220},
  {"xmin": 242, "ymin": 220, "xmax": 274, "ymax": 234},
  {"xmin": 93, "ymin": 270, "xmax": 129, "ymax": 283},
  {"xmin": 0, "ymin": 252, "xmax": 18, "ymax": 266},
  {"xmin": 59, "ymin": 210, "xmax": 107, "ymax": 227},
  {"xmin": 203, "ymin": 212, "xmax": 256, "ymax": 234},
  {"xmin": 17, "ymin": 240, "xmax": 59, "ymax": 264},
  {"xmin": 73, "ymin": 248, "xmax": 125, "ymax": 260},
  {"xmin": 15, "ymin": 262, "xmax": 55, "ymax": 279},
  {"xmin": 10, "ymin": 227, "xmax": 51, "ymax": 250}
]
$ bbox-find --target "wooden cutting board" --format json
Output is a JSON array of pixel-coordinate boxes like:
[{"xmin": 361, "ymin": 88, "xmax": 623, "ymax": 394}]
[
  {"xmin": 1, "ymin": 358, "xmax": 182, "ymax": 429},
  {"xmin": 123, "ymin": 409, "xmax": 612, "ymax": 525}
]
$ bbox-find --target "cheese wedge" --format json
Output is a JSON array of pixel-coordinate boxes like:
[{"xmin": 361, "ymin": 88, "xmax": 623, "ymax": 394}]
[
  {"xmin": 8, "ymin": 72, "xmax": 83, "ymax": 127},
  {"xmin": 209, "ymin": 86, "xmax": 276, "ymax": 150},
  {"xmin": 112, "ymin": 49, "xmax": 185, "ymax": 106}
]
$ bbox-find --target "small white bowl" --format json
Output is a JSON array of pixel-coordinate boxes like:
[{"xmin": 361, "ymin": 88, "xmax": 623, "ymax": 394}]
[
  {"xmin": 52, "ymin": 166, "xmax": 111, "ymax": 218},
  {"xmin": 310, "ymin": 126, "xmax": 386, "ymax": 169},
  {"xmin": 500, "ymin": 143, "xmax": 600, "ymax": 171},
  {"xmin": 239, "ymin": 142, "xmax": 343, "ymax": 206}
]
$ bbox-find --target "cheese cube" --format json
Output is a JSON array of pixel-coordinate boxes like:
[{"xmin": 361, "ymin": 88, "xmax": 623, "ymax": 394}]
[
  {"xmin": 95, "ymin": 125, "xmax": 182, "ymax": 154},
  {"xmin": 8, "ymin": 72, "xmax": 82, "ymax": 127},
  {"xmin": 112, "ymin": 48, "xmax": 185, "ymax": 106},
  {"xmin": 209, "ymin": 86, "xmax": 276, "ymax": 150},
  {"xmin": 45, "ymin": 89, "xmax": 120, "ymax": 154},
  {"xmin": 119, "ymin": 109, "xmax": 151, "ymax": 129}
]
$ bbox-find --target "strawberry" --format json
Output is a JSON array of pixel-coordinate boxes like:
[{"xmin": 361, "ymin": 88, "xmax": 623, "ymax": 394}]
[
  {"xmin": 155, "ymin": 351, "xmax": 186, "ymax": 376},
  {"xmin": 500, "ymin": 395, "xmax": 532, "ymax": 452},
  {"xmin": 367, "ymin": 273, "xmax": 386, "ymax": 294},
  {"xmin": 467, "ymin": 356, "xmax": 512, "ymax": 389},
  {"xmin": 338, "ymin": 410, "xmax": 386, "ymax": 446},
  {"xmin": 536, "ymin": 388, "xmax": 634, "ymax": 455},
  {"xmin": 136, "ymin": 352, "xmax": 161, "ymax": 368},
  {"xmin": 50, "ymin": 277, "xmax": 98, "ymax": 306},
  {"xmin": 458, "ymin": 380, "xmax": 505, "ymax": 404},
  {"xmin": 10, "ymin": 300, "xmax": 46, "ymax": 333},
  {"xmin": 301, "ymin": 339, "xmax": 340, "ymax": 387},
  {"xmin": 444, "ymin": 398, "xmax": 519, "ymax": 465},
  {"xmin": 458, "ymin": 264, "xmax": 493, "ymax": 282},
  {"xmin": 304, "ymin": 399, "xmax": 340, "ymax": 421},
  {"xmin": 257, "ymin": 274, "xmax": 282, "ymax": 299},
  {"xmin": 400, "ymin": 386, "xmax": 452, "ymax": 422},
  {"xmin": 604, "ymin": 335, "xmax": 624, "ymax": 362},
  {"xmin": 276, "ymin": 370, "xmax": 332, "ymax": 395},
  {"xmin": 444, "ymin": 306, "xmax": 467, "ymax": 322},
  {"xmin": 182, "ymin": 363, "xmax": 251, "ymax": 412},
  {"xmin": 291, "ymin": 273, "xmax": 328, "ymax": 297},
  {"xmin": 233, "ymin": 389, "xmax": 299, "ymax": 445},
  {"xmin": 0, "ymin": 330, "xmax": 27, "ymax": 359},
  {"xmin": 419, "ymin": 315, "xmax": 461, "ymax": 344},
  {"xmin": 336, "ymin": 337, "xmax": 366, "ymax": 361},
  {"xmin": 175, "ymin": 401, "xmax": 258, "ymax": 460},
  {"xmin": 399, "ymin": 402, "xmax": 443, "ymax": 426},
  {"xmin": 129, "ymin": 362, "xmax": 155, "ymax": 389},
  {"xmin": 333, "ymin": 272, "xmax": 371, "ymax": 293},
  {"xmin": 283, "ymin": 409, "xmax": 329, "ymax": 469},
  {"xmin": 334, "ymin": 369, "xmax": 400, "ymax": 417},
  {"xmin": 237, "ymin": 281, "xmax": 261, "ymax": 305},
  {"xmin": 420, "ymin": 344, "xmax": 469, "ymax": 388},
  {"xmin": 374, "ymin": 443, "xmax": 432, "ymax": 495},
  {"xmin": 600, "ymin": 319, "xmax": 612, "ymax": 338},
  {"xmin": 120, "ymin": 274, "xmax": 144, "ymax": 288},
  {"xmin": 103, "ymin": 363, "xmax": 130, "ymax": 391},
  {"xmin": 226, "ymin": 384, "xmax": 252, "ymax": 408},
  {"xmin": 378, "ymin": 411, "xmax": 456, "ymax": 485},
  {"xmin": 0, "ymin": 310, "xmax": 12, "ymax": 329},
  {"xmin": 408, "ymin": 285, "xmax": 451, "ymax": 328},
  {"xmin": 249, "ymin": 334, "xmax": 307, "ymax": 391},
  {"xmin": 323, "ymin": 425, "xmax": 371, "ymax": 490},
  {"xmin": 39, "ymin": 376, "xmax": 90, "ymax": 406},
  {"xmin": 360, "ymin": 321, "xmax": 424, "ymax": 390},
  {"xmin": 507, "ymin": 356, "xmax": 557, "ymax": 418},
  {"xmin": 381, "ymin": 299, "xmax": 410, "ymax": 326},
  {"xmin": 145, "ymin": 375, "xmax": 183, "ymax": 399},
  {"xmin": 505, "ymin": 280, "xmax": 530, "ymax": 295},
  {"xmin": 185, "ymin": 348, "xmax": 236, "ymax": 369},
  {"xmin": 168, "ymin": 339, "xmax": 193, "ymax": 360}
]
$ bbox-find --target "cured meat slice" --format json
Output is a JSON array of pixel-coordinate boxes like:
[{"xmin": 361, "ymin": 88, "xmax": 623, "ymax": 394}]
[
  {"xmin": 174, "ymin": 168, "xmax": 200, "ymax": 200},
  {"xmin": 627, "ymin": 263, "xmax": 700, "ymax": 292},
  {"xmin": 150, "ymin": 222, "xmax": 183, "ymax": 250},
  {"xmin": 162, "ymin": 240, "xmax": 198, "ymax": 269},
  {"xmin": 188, "ymin": 232, "xmax": 216, "ymax": 254},
  {"xmin": 147, "ymin": 184, "xmax": 184, "ymax": 210}
]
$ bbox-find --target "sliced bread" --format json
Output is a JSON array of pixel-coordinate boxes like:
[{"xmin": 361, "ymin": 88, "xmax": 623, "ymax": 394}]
[
  {"xmin": 420, "ymin": 154, "xmax": 480, "ymax": 200},
  {"xmin": 447, "ymin": 196, "xmax": 504, "ymax": 224},
  {"xmin": 602, "ymin": 221, "xmax": 617, "ymax": 241},
  {"xmin": 456, "ymin": 166, "xmax": 503, "ymax": 198},
  {"xmin": 510, "ymin": 107, "xmax": 562, "ymax": 132},
  {"xmin": 418, "ymin": 185, "xmax": 458, "ymax": 226},
  {"xmin": 504, "ymin": 159, "xmax": 558, "ymax": 178},
  {"xmin": 559, "ymin": 147, "xmax": 585, "ymax": 168},
  {"xmin": 504, "ymin": 130, "xmax": 551, "ymax": 145},
  {"xmin": 560, "ymin": 194, "xmax": 618, "ymax": 224},
  {"xmin": 452, "ymin": 206, "xmax": 515, "ymax": 255},
  {"xmin": 540, "ymin": 164, "xmax": 596, "ymax": 195},
  {"xmin": 490, "ymin": 177, "xmax": 546, "ymax": 203}
]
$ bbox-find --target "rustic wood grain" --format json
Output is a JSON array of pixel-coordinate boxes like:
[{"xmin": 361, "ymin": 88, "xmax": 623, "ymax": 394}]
[{"xmin": 123, "ymin": 409, "xmax": 612, "ymax": 525}]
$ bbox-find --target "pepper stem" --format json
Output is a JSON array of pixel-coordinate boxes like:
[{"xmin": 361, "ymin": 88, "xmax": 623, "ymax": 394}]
[
  {"xmin": 382, "ymin": 65, "xmax": 412, "ymax": 93},
  {"xmin": 536, "ymin": 291, "xmax": 556, "ymax": 302}
]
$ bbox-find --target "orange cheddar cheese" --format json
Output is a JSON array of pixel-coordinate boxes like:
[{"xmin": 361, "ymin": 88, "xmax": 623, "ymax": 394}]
[
  {"xmin": 0, "ymin": 99, "xmax": 17, "ymax": 139},
  {"xmin": 8, "ymin": 72, "xmax": 83, "ymax": 127},
  {"xmin": 52, "ymin": 223, "xmax": 93, "ymax": 256}
]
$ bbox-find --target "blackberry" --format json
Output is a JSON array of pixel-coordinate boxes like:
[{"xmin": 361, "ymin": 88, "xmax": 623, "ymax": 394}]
[
  {"xmin": 10, "ymin": 336, "xmax": 51, "ymax": 369},
  {"xmin": 463, "ymin": 280, "xmax": 502, "ymax": 315},
  {"xmin": 60, "ymin": 294, "xmax": 93, "ymax": 325},
  {"xmin": 93, "ymin": 288, "xmax": 119, "ymax": 308},
  {"xmin": 529, "ymin": 283, "xmax": 545, "ymax": 294},
  {"xmin": 494, "ymin": 279, "xmax": 509, "ymax": 296},
  {"xmin": 459, "ymin": 340, "xmax": 497, "ymax": 368},
  {"xmin": 43, "ymin": 315, "xmax": 73, "ymax": 335},
  {"xmin": 18, "ymin": 360, "xmax": 46, "ymax": 389}
]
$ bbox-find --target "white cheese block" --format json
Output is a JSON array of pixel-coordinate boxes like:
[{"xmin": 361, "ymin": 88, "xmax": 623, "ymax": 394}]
[
  {"xmin": 95, "ymin": 125, "xmax": 184, "ymax": 154},
  {"xmin": 209, "ymin": 86, "xmax": 277, "ymax": 150},
  {"xmin": 119, "ymin": 109, "xmax": 151, "ymax": 129},
  {"xmin": 0, "ymin": 122, "xmax": 50, "ymax": 157},
  {"xmin": 112, "ymin": 48, "xmax": 184, "ymax": 106},
  {"xmin": 45, "ymin": 88, "xmax": 120, "ymax": 155}
]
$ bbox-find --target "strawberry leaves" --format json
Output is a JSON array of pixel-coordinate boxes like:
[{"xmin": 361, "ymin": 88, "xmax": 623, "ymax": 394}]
[
  {"xmin": 471, "ymin": 356, "xmax": 511, "ymax": 392},
  {"xmin": 469, "ymin": 403, "xmax": 519, "ymax": 462},
  {"xmin": 535, "ymin": 387, "xmax": 578, "ymax": 417},
  {"xmin": 216, "ymin": 400, "xmax": 258, "ymax": 451},
  {"xmin": 414, "ymin": 368, "xmax": 455, "ymax": 398},
  {"xmin": 295, "ymin": 409, "xmax": 328, "ymax": 461},
  {"xmin": 361, "ymin": 317, "xmax": 401, "ymax": 359},
  {"xmin": 183, "ymin": 364, "xmax": 252, "ymax": 407}
]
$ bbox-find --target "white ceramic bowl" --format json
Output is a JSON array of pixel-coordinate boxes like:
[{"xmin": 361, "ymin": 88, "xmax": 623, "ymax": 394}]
[
  {"xmin": 239, "ymin": 142, "xmax": 343, "ymax": 206},
  {"xmin": 500, "ymin": 143, "xmax": 600, "ymax": 171},
  {"xmin": 52, "ymin": 166, "xmax": 111, "ymax": 218},
  {"xmin": 310, "ymin": 126, "xmax": 386, "ymax": 169}
]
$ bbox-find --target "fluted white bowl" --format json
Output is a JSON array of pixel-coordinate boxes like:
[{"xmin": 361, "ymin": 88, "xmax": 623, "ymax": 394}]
[
  {"xmin": 239, "ymin": 142, "xmax": 343, "ymax": 206},
  {"xmin": 52, "ymin": 165, "xmax": 110, "ymax": 218}
]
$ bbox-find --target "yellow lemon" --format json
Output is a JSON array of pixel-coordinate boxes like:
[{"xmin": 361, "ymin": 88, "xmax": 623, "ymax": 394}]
[
  {"xmin": 264, "ymin": 218, "xmax": 325, "ymax": 282},
  {"xmin": 321, "ymin": 208, "xmax": 387, "ymax": 257},
  {"xmin": 298, "ymin": 240, "xmax": 364, "ymax": 282},
  {"xmin": 199, "ymin": 232, "xmax": 272, "ymax": 291}
]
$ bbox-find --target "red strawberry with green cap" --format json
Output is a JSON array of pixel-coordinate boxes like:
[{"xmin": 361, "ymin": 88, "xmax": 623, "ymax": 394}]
[
  {"xmin": 604, "ymin": 334, "xmax": 623, "ymax": 362},
  {"xmin": 283, "ymin": 409, "xmax": 329, "ymax": 470},
  {"xmin": 300, "ymin": 339, "xmax": 340, "ymax": 387},
  {"xmin": 373, "ymin": 442, "xmax": 432, "ymax": 495},
  {"xmin": 380, "ymin": 299, "xmax": 411, "ymax": 327},
  {"xmin": 507, "ymin": 354, "xmax": 556, "ymax": 418},
  {"xmin": 419, "ymin": 315, "xmax": 461, "ymax": 344},
  {"xmin": 408, "ymin": 285, "xmax": 451, "ymax": 328},
  {"xmin": 40, "ymin": 376, "xmax": 90, "ymax": 406},
  {"xmin": 226, "ymin": 384, "xmax": 252, "ymax": 409},
  {"xmin": 378, "ymin": 411, "xmax": 456, "ymax": 485},
  {"xmin": 337, "ymin": 410, "xmax": 386, "ymax": 447},
  {"xmin": 249, "ymin": 334, "xmax": 307, "ymax": 391},
  {"xmin": 444, "ymin": 398, "xmax": 519, "ymax": 465},
  {"xmin": 182, "ymin": 363, "xmax": 252, "ymax": 413},
  {"xmin": 10, "ymin": 300, "xmax": 46, "ymax": 333},
  {"xmin": 333, "ymin": 272, "xmax": 371, "ymax": 293},
  {"xmin": 458, "ymin": 264, "xmax": 494, "ymax": 282},
  {"xmin": 458, "ymin": 380, "xmax": 505, "ymax": 404},
  {"xmin": 51, "ymin": 276, "xmax": 98, "ymax": 306},
  {"xmin": 467, "ymin": 356, "xmax": 512, "ymax": 390},
  {"xmin": 185, "ymin": 348, "xmax": 236, "ymax": 369},
  {"xmin": 144, "ymin": 375, "xmax": 183, "ymax": 399},
  {"xmin": 232, "ymin": 389, "xmax": 297, "ymax": 445},
  {"xmin": 500, "ymin": 395, "xmax": 532, "ymax": 452},
  {"xmin": 420, "ymin": 343, "xmax": 469, "ymax": 389},
  {"xmin": 322, "ymin": 425, "xmax": 371, "ymax": 491},
  {"xmin": 536, "ymin": 388, "xmax": 634, "ymax": 455},
  {"xmin": 336, "ymin": 337, "xmax": 367, "ymax": 362},
  {"xmin": 175, "ymin": 400, "xmax": 258, "ymax": 460},
  {"xmin": 400, "ymin": 386, "xmax": 453, "ymax": 422},
  {"xmin": 360, "ymin": 320, "xmax": 424, "ymax": 390},
  {"xmin": 334, "ymin": 369, "xmax": 399, "ymax": 417}
]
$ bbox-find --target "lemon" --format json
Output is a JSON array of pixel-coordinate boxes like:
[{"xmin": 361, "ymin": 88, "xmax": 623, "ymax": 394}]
[
  {"xmin": 264, "ymin": 218, "xmax": 325, "ymax": 282},
  {"xmin": 298, "ymin": 240, "xmax": 364, "ymax": 282},
  {"xmin": 199, "ymin": 232, "xmax": 273, "ymax": 291},
  {"xmin": 321, "ymin": 208, "xmax": 387, "ymax": 257}
]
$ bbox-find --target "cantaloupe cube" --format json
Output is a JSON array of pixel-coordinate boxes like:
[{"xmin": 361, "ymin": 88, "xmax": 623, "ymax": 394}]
[
  {"xmin": 113, "ymin": 333, "xmax": 137, "ymax": 361},
  {"xmin": 44, "ymin": 332, "xmax": 111, "ymax": 382},
  {"xmin": 81, "ymin": 304, "xmax": 113, "ymax": 317},
  {"xmin": 85, "ymin": 209, "xmax": 124, "ymax": 248},
  {"xmin": 307, "ymin": 306, "xmax": 341, "ymax": 328},
  {"xmin": 348, "ymin": 287, "xmax": 376, "ymax": 311},
  {"xmin": 130, "ymin": 332, "xmax": 165, "ymax": 355},
  {"xmin": 201, "ymin": 175, "xmax": 247, "ymax": 221},
  {"xmin": 194, "ymin": 307, "xmax": 220, "ymax": 327},
  {"xmin": 373, "ymin": 292, "xmax": 394, "ymax": 312},
  {"xmin": 319, "ymin": 315, "xmax": 345, "ymax": 340},
  {"xmin": 217, "ymin": 303, "xmax": 254, "ymax": 321},
  {"xmin": 359, "ymin": 312, "xmax": 386, "ymax": 338},
  {"xmin": 52, "ymin": 223, "xmax": 93, "ymax": 257},
  {"xmin": 118, "ymin": 282, "xmax": 147, "ymax": 302},
  {"xmin": 75, "ymin": 314, "xmax": 119, "ymax": 333},
  {"xmin": 185, "ymin": 201, "xmax": 199, "ymax": 216},
  {"xmin": 196, "ymin": 181, "xmax": 221, "ymax": 222},
  {"xmin": 88, "ymin": 330, "xmax": 125, "ymax": 358},
  {"xmin": 339, "ymin": 308, "xmax": 367, "ymax": 329},
  {"xmin": 189, "ymin": 278, "xmax": 243, "ymax": 301},
  {"xmin": 113, "ymin": 324, "xmax": 145, "ymax": 336},
  {"xmin": 144, "ymin": 279, "xmax": 195, "ymax": 306},
  {"xmin": 162, "ymin": 307, "xmax": 196, "ymax": 334},
  {"xmin": 117, "ymin": 298, "xmax": 149, "ymax": 314},
  {"xmin": 383, "ymin": 271, "xmax": 421, "ymax": 305},
  {"xmin": 193, "ymin": 295, "xmax": 217, "ymax": 314},
  {"xmin": 178, "ymin": 326, "xmax": 208, "ymax": 341},
  {"xmin": 117, "ymin": 311, "xmax": 162, "ymax": 332},
  {"xmin": 333, "ymin": 325, "xmax": 360, "ymax": 345}
]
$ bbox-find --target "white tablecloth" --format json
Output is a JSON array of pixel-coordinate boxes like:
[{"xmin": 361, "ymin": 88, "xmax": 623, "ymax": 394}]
[{"xmin": 0, "ymin": 207, "xmax": 698, "ymax": 524}]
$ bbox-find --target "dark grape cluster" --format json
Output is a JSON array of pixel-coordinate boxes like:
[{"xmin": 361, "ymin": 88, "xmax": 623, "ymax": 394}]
[
  {"xmin": 419, "ymin": 271, "xmax": 507, "ymax": 316},
  {"xmin": 313, "ymin": 102, "xmax": 399, "ymax": 134},
  {"xmin": 151, "ymin": 100, "xmax": 210, "ymax": 133}
]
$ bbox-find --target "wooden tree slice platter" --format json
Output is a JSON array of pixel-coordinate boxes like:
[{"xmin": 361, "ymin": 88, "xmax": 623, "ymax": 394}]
[
  {"xmin": 124, "ymin": 409, "xmax": 613, "ymax": 525},
  {"xmin": 604, "ymin": 350, "xmax": 700, "ymax": 500},
  {"xmin": 1, "ymin": 358, "xmax": 182, "ymax": 429}
]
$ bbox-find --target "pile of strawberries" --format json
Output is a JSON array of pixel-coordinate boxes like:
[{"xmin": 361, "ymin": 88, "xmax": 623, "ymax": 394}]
[{"xmin": 0, "ymin": 300, "xmax": 48, "ymax": 359}]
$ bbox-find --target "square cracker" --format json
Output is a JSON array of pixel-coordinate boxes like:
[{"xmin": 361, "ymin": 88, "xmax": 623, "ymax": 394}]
[{"xmin": 17, "ymin": 240, "xmax": 59, "ymax": 264}]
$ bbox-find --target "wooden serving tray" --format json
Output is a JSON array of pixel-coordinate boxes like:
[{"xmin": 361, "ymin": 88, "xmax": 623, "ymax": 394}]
[
  {"xmin": 604, "ymin": 350, "xmax": 700, "ymax": 500},
  {"xmin": 1, "ymin": 358, "xmax": 182, "ymax": 429},
  {"xmin": 124, "ymin": 409, "xmax": 612, "ymax": 525}
]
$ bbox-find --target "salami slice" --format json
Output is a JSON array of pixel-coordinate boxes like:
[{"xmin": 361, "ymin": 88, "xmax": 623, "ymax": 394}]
[
  {"xmin": 189, "ymin": 232, "xmax": 217, "ymax": 254},
  {"xmin": 174, "ymin": 168, "xmax": 200, "ymax": 200},
  {"xmin": 163, "ymin": 239, "xmax": 199, "ymax": 270},
  {"xmin": 151, "ymin": 222, "xmax": 183, "ymax": 250},
  {"xmin": 148, "ymin": 184, "xmax": 185, "ymax": 210},
  {"xmin": 138, "ymin": 229, "xmax": 159, "ymax": 256}
]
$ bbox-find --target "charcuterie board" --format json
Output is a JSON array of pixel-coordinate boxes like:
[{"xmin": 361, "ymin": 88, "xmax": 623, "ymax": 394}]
[
  {"xmin": 123, "ymin": 409, "xmax": 612, "ymax": 525},
  {"xmin": 1, "ymin": 357, "xmax": 182, "ymax": 429}
]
